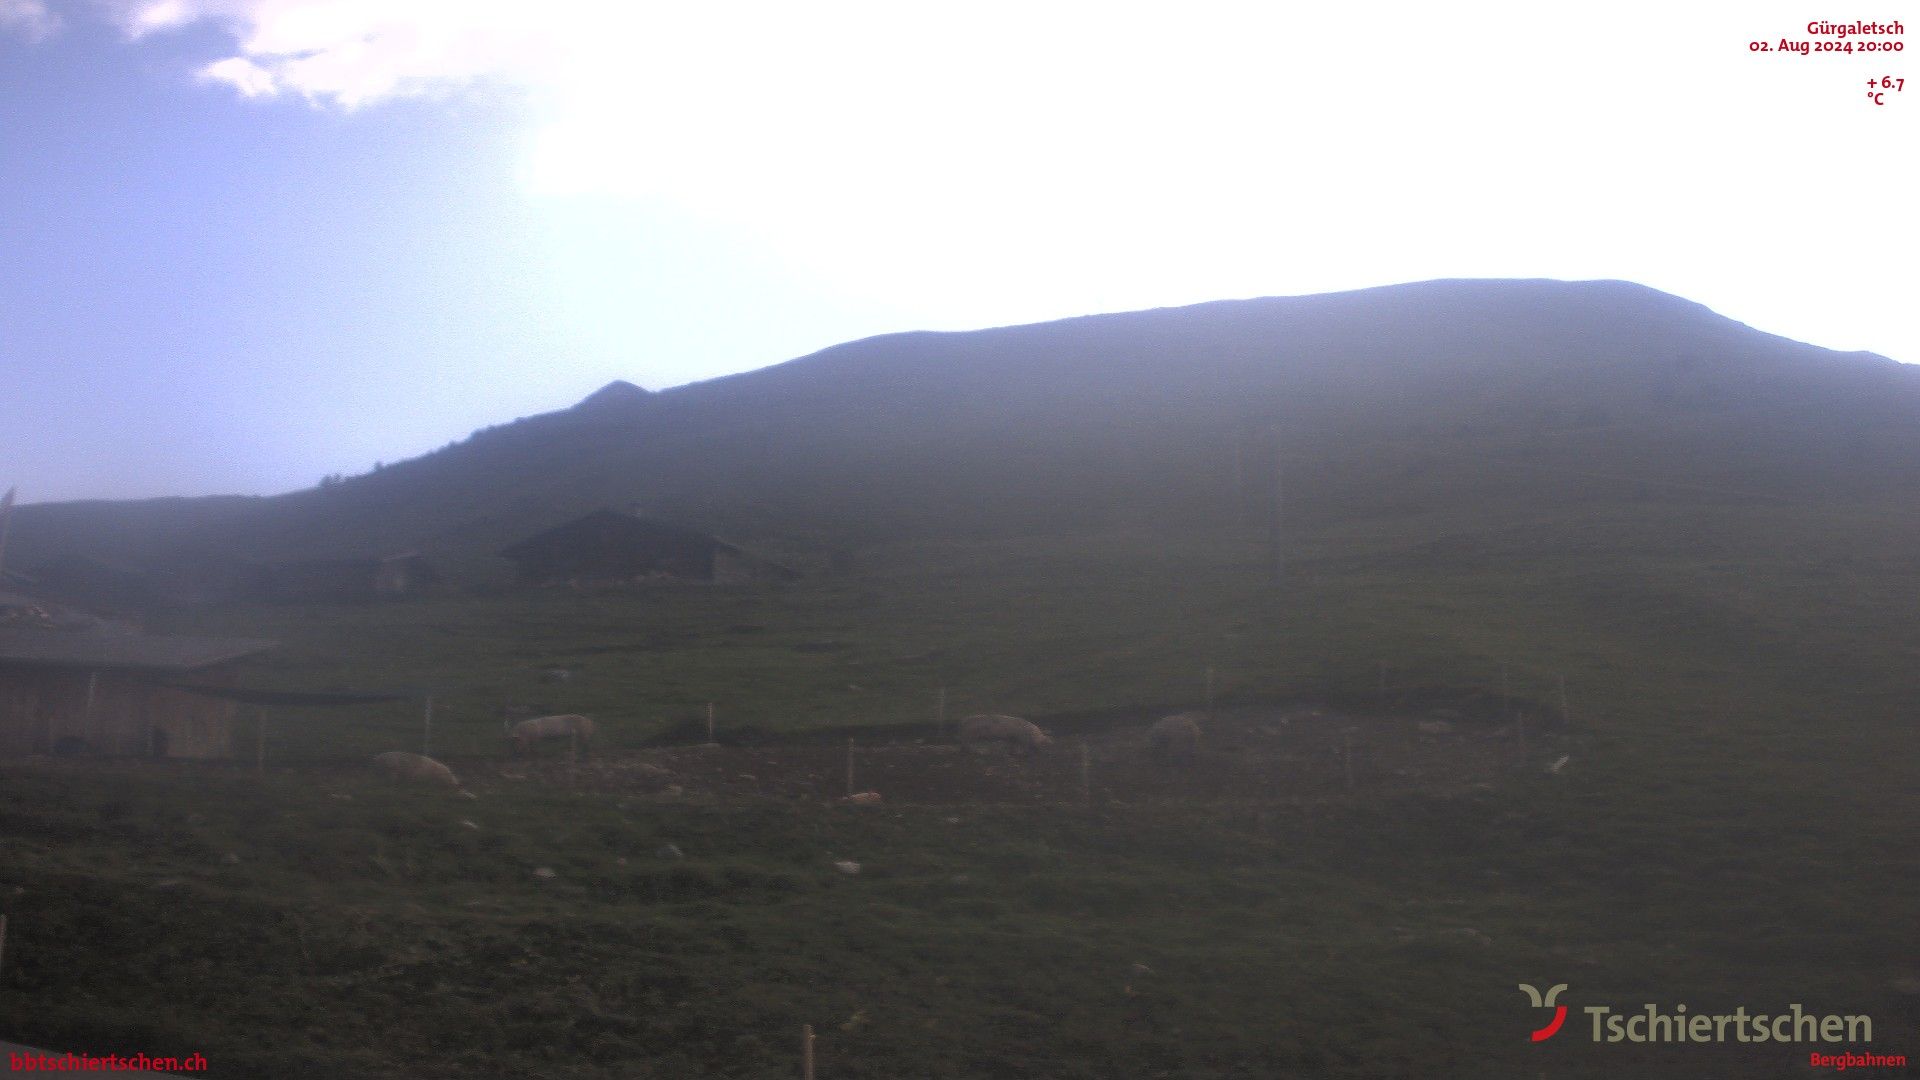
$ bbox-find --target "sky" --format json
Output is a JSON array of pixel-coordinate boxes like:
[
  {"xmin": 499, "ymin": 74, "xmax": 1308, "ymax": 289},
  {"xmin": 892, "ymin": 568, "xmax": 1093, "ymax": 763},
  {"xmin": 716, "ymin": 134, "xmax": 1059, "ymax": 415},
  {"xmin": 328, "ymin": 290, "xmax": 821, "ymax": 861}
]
[{"xmin": 2, "ymin": 1, "xmax": 1913, "ymax": 503}]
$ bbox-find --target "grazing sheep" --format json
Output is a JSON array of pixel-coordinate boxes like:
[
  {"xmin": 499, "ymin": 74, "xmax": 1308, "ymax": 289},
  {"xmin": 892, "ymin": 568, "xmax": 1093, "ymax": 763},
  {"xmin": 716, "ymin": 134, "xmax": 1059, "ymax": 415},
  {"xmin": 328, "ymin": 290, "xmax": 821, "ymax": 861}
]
[
  {"xmin": 505, "ymin": 713, "xmax": 596, "ymax": 756},
  {"xmin": 1147, "ymin": 712, "xmax": 1203, "ymax": 763},
  {"xmin": 956, "ymin": 714, "xmax": 1052, "ymax": 754},
  {"xmin": 372, "ymin": 751, "xmax": 460, "ymax": 788}
]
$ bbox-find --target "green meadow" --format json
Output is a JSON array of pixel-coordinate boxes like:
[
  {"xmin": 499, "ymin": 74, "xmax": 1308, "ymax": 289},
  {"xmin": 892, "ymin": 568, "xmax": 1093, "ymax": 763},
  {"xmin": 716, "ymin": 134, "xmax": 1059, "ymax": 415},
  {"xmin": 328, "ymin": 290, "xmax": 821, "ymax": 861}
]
[{"xmin": 2, "ymin": 493, "xmax": 1915, "ymax": 1077}]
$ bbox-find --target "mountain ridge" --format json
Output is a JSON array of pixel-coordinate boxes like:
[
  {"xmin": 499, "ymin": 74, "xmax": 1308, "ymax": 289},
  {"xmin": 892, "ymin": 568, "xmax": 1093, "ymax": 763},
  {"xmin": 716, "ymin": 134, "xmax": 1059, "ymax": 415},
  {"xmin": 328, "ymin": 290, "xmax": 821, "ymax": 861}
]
[{"xmin": 7, "ymin": 277, "xmax": 1914, "ymax": 584}]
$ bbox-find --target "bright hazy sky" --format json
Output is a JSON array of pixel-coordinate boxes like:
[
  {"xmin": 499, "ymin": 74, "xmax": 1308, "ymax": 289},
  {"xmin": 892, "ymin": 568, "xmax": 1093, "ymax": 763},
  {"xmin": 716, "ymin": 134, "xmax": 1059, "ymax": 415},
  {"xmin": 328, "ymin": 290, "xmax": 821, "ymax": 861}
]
[{"xmin": 2, "ymin": 1, "xmax": 1912, "ymax": 502}]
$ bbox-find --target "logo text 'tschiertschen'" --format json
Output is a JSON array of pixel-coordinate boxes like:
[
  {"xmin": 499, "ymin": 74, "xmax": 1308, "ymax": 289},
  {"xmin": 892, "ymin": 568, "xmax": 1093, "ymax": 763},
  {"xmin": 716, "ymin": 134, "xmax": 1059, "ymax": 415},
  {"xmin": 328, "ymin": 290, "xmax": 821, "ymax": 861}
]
[
  {"xmin": 1519, "ymin": 983, "xmax": 1877, "ymax": 1046},
  {"xmin": 1583, "ymin": 1003, "xmax": 1872, "ymax": 1044}
]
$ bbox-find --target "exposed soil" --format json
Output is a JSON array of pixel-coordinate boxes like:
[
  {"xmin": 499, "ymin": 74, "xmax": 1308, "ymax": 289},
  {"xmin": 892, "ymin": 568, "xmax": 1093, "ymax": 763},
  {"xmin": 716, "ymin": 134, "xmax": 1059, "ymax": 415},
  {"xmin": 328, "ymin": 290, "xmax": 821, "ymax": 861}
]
[{"xmin": 489, "ymin": 703, "xmax": 1569, "ymax": 805}]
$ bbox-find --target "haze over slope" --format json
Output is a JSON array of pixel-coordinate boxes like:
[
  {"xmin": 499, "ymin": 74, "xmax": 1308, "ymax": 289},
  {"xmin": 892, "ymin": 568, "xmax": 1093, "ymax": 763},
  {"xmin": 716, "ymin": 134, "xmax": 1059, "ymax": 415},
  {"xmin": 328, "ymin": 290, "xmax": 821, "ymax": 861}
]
[{"xmin": 11, "ymin": 278, "xmax": 1915, "ymax": 576}]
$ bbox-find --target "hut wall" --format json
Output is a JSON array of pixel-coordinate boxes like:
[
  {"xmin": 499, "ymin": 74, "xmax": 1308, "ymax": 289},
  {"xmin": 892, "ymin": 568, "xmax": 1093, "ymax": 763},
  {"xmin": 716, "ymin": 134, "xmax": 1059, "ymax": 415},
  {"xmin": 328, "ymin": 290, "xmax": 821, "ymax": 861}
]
[
  {"xmin": 27, "ymin": 668, "xmax": 85, "ymax": 753},
  {"xmin": 0, "ymin": 667, "xmax": 92, "ymax": 754},
  {"xmin": 0, "ymin": 664, "xmax": 240, "ymax": 758},
  {"xmin": 0, "ymin": 668, "xmax": 50, "ymax": 754},
  {"xmin": 68, "ymin": 669, "xmax": 134, "ymax": 753},
  {"xmin": 148, "ymin": 684, "xmax": 238, "ymax": 759},
  {"xmin": 46, "ymin": 669, "xmax": 154, "ymax": 755}
]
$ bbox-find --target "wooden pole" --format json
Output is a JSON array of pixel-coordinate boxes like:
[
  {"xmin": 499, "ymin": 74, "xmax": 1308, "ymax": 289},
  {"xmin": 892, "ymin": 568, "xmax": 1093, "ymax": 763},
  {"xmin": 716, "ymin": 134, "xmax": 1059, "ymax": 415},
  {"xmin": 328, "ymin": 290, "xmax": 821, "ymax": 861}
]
[
  {"xmin": 802, "ymin": 1024, "xmax": 815, "ymax": 1080},
  {"xmin": 845, "ymin": 738, "xmax": 855, "ymax": 797},
  {"xmin": 422, "ymin": 696, "xmax": 434, "ymax": 757},
  {"xmin": 706, "ymin": 702, "xmax": 716, "ymax": 745}
]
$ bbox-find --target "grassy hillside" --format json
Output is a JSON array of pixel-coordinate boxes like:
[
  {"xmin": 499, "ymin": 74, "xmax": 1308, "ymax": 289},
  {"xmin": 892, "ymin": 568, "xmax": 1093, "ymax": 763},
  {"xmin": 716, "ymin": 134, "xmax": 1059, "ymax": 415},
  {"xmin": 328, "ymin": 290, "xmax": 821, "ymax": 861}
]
[
  {"xmin": 2, "ymin": 278, "xmax": 1915, "ymax": 1076},
  {"xmin": 151, "ymin": 496, "xmax": 1920, "ymax": 767},
  {"xmin": 5, "ymin": 755, "xmax": 1909, "ymax": 1079},
  {"xmin": 2, "ymin": 487, "xmax": 1914, "ymax": 1076}
]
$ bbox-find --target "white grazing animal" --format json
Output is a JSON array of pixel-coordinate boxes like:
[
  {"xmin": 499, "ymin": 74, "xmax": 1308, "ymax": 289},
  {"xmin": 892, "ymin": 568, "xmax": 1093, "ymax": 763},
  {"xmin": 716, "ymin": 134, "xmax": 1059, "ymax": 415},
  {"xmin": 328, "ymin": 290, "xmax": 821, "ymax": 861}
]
[
  {"xmin": 372, "ymin": 751, "xmax": 460, "ymax": 787},
  {"xmin": 956, "ymin": 714, "xmax": 1053, "ymax": 753},
  {"xmin": 505, "ymin": 713, "xmax": 596, "ymax": 756},
  {"xmin": 1147, "ymin": 712, "xmax": 1203, "ymax": 762}
]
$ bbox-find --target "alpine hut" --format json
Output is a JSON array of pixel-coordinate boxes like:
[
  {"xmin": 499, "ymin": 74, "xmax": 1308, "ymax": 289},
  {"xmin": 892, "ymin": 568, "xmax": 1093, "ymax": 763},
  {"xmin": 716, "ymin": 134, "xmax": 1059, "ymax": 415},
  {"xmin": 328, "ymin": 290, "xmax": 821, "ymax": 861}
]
[
  {"xmin": 500, "ymin": 510, "xmax": 796, "ymax": 586},
  {"xmin": 0, "ymin": 627, "xmax": 274, "ymax": 758}
]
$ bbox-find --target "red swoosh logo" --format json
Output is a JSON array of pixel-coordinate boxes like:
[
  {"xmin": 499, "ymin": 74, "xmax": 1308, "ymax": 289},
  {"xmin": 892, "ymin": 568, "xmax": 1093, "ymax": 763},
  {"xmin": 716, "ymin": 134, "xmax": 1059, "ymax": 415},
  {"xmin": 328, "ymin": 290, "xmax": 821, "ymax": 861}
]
[{"xmin": 1530, "ymin": 1005, "xmax": 1567, "ymax": 1042}]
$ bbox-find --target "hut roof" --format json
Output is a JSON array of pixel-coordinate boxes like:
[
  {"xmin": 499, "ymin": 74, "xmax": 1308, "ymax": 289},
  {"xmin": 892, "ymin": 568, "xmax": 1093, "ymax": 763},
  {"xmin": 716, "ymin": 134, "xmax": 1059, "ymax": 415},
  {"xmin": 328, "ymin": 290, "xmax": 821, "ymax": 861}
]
[
  {"xmin": 166, "ymin": 685, "xmax": 417, "ymax": 706},
  {"xmin": 0, "ymin": 628, "xmax": 275, "ymax": 672}
]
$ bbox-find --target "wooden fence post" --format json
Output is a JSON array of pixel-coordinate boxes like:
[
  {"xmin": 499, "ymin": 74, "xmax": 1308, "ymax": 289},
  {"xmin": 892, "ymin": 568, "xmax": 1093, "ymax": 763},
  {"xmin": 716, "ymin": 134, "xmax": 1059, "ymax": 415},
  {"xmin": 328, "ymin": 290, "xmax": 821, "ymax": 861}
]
[
  {"xmin": 802, "ymin": 1024, "xmax": 815, "ymax": 1080},
  {"xmin": 706, "ymin": 702, "xmax": 717, "ymax": 745}
]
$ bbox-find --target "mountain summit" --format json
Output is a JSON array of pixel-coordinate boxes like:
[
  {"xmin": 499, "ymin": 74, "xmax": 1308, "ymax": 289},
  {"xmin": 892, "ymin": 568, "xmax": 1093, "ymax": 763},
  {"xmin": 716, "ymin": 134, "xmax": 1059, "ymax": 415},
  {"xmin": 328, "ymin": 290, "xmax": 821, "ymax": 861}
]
[{"xmin": 574, "ymin": 380, "xmax": 654, "ymax": 411}]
